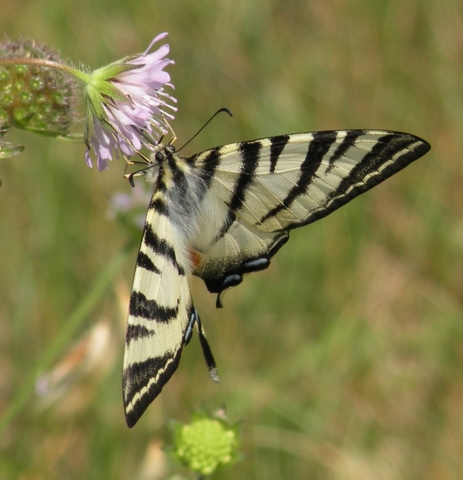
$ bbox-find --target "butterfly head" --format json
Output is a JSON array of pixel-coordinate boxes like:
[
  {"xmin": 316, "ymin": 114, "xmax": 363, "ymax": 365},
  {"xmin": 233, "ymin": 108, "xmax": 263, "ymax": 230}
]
[{"xmin": 152, "ymin": 142, "xmax": 176, "ymax": 165}]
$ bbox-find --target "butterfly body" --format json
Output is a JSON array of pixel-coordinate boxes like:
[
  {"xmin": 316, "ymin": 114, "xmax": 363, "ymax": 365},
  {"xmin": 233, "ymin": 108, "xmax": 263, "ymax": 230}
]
[{"xmin": 123, "ymin": 129, "xmax": 430, "ymax": 427}]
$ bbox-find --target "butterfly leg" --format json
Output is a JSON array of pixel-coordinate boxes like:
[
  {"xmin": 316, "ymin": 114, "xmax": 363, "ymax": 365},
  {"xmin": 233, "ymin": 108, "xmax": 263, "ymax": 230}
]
[{"xmin": 186, "ymin": 307, "xmax": 220, "ymax": 383}]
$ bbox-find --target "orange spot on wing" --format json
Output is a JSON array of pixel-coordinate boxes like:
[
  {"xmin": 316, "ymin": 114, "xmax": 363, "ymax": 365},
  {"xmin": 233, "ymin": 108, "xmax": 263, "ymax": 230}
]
[{"xmin": 190, "ymin": 250, "xmax": 203, "ymax": 269}]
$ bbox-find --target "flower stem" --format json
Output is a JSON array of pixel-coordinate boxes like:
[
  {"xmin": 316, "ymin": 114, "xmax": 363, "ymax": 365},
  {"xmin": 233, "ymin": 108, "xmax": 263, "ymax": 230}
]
[
  {"xmin": 0, "ymin": 246, "xmax": 130, "ymax": 435},
  {"xmin": 0, "ymin": 57, "xmax": 91, "ymax": 83}
]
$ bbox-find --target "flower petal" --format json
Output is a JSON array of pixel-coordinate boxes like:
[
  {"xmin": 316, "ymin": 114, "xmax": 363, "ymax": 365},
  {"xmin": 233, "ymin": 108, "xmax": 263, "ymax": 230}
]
[{"xmin": 84, "ymin": 33, "xmax": 176, "ymax": 170}]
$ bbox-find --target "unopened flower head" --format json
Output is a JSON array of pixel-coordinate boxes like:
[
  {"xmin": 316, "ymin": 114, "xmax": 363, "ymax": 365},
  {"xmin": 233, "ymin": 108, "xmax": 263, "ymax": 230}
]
[
  {"xmin": 171, "ymin": 412, "xmax": 240, "ymax": 476},
  {"xmin": 0, "ymin": 39, "xmax": 77, "ymax": 137},
  {"xmin": 84, "ymin": 32, "xmax": 177, "ymax": 171}
]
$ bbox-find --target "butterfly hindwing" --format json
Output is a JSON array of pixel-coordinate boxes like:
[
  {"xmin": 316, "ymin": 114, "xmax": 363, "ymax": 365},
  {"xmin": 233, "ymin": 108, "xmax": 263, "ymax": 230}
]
[{"xmin": 191, "ymin": 217, "xmax": 289, "ymax": 306}]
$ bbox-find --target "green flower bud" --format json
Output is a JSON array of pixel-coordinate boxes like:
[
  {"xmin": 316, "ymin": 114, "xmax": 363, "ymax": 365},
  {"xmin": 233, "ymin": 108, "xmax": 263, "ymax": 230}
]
[
  {"xmin": 0, "ymin": 39, "xmax": 78, "ymax": 136},
  {"xmin": 172, "ymin": 412, "xmax": 240, "ymax": 476}
]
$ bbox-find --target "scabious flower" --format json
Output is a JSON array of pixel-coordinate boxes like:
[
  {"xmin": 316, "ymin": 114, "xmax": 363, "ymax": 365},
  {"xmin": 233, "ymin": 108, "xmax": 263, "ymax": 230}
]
[
  {"xmin": 0, "ymin": 34, "xmax": 176, "ymax": 169},
  {"xmin": 83, "ymin": 32, "xmax": 177, "ymax": 171}
]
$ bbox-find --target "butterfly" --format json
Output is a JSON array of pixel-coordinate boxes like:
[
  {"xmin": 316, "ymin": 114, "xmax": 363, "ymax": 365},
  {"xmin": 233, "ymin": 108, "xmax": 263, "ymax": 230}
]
[{"xmin": 122, "ymin": 128, "xmax": 430, "ymax": 427}]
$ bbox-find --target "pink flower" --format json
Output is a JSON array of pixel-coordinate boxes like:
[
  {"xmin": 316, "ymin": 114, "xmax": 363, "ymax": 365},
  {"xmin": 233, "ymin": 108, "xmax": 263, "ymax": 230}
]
[{"xmin": 84, "ymin": 33, "xmax": 177, "ymax": 171}]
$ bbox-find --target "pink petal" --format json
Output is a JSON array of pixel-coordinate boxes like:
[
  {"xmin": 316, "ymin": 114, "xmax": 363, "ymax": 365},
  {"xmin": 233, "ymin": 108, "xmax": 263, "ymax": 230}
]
[{"xmin": 143, "ymin": 32, "xmax": 169, "ymax": 55}]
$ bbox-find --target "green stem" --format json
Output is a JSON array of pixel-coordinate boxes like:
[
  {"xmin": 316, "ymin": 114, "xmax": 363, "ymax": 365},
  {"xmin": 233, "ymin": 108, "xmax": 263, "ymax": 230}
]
[
  {"xmin": 0, "ymin": 57, "xmax": 91, "ymax": 83},
  {"xmin": 0, "ymin": 246, "xmax": 130, "ymax": 435}
]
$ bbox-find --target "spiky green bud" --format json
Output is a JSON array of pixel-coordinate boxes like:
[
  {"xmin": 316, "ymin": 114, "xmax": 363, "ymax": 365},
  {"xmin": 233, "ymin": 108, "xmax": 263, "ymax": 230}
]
[
  {"xmin": 172, "ymin": 412, "xmax": 240, "ymax": 476},
  {"xmin": 0, "ymin": 39, "xmax": 77, "ymax": 136}
]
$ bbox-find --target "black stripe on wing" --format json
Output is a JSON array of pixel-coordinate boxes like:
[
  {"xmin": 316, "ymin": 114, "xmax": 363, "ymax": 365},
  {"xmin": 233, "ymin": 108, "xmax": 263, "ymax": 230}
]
[
  {"xmin": 123, "ymin": 351, "xmax": 181, "ymax": 428},
  {"xmin": 296, "ymin": 131, "xmax": 431, "ymax": 227},
  {"xmin": 143, "ymin": 225, "xmax": 185, "ymax": 276},
  {"xmin": 211, "ymin": 141, "xmax": 262, "ymax": 242},
  {"xmin": 228, "ymin": 141, "xmax": 262, "ymax": 211},
  {"xmin": 136, "ymin": 251, "xmax": 161, "ymax": 274},
  {"xmin": 126, "ymin": 324, "xmax": 154, "ymax": 343},
  {"xmin": 269, "ymin": 134, "xmax": 290, "ymax": 173},
  {"xmin": 148, "ymin": 195, "xmax": 168, "ymax": 215},
  {"xmin": 259, "ymin": 130, "xmax": 338, "ymax": 224},
  {"xmin": 129, "ymin": 291, "xmax": 180, "ymax": 322},
  {"xmin": 325, "ymin": 129, "xmax": 362, "ymax": 173},
  {"xmin": 194, "ymin": 147, "xmax": 222, "ymax": 189}
]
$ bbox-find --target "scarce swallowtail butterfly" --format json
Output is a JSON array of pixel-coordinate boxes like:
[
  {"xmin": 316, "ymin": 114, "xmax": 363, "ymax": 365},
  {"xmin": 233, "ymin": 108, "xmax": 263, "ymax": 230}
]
[{"xmin": 123, "ymin": 128, "xmax": 430, "ymax": 427}]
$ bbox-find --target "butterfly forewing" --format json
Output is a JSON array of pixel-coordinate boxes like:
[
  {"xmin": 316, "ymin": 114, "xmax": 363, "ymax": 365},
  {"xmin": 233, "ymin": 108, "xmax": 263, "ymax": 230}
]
[
  {"xmin": 123, "ymin": 187, "xmax": 196, "ymax": 428},
  {"xmin": 199, "ymin": 130, "xmax": 426, "ymax": 232},
  {"xmin": 123, "ymin": 129, "xmax": 430, "ymax": 427}
]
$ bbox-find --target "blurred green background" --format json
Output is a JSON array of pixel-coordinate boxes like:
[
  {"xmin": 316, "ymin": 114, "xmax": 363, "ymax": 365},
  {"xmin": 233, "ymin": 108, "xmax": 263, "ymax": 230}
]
[{"xmin": 1, "ymin": 0, "xmax": 463, "ymax": 478}]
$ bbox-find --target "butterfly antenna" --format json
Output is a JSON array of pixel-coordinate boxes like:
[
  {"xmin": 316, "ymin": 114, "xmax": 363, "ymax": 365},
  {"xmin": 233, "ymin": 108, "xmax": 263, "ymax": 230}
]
[{"xmin": 176, "ymin": 108, "xmax": 233, "ymax": 153}]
